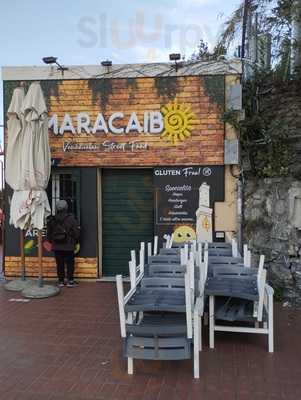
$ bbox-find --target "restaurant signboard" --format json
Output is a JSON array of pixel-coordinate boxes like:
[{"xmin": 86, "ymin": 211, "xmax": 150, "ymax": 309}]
[{"xmin": 153, "ymin": 166, "xmax": 225, "ymax": 243}]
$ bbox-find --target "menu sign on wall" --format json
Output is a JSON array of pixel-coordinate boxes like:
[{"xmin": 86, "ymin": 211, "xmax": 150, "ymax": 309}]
[{"xmin": 153, "ymin": 166, "xmax": 225, "ymax": 243}]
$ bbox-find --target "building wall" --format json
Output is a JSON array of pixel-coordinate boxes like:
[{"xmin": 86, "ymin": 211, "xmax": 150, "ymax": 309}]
[
  {"xmin": 3, "ymin": 71, "xmax": 241, "ymax": 278},
  {"xmin": 4, "ymin": 168, "xmax": 98, "ymax": 279}
]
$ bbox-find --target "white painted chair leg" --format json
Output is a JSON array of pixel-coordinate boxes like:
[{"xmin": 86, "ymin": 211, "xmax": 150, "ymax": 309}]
[
  {"xmin": 154, "ymin": 236, "xmax": 158, "ymax": 255},
  {"xmin": 193, "ymin": 315, "xmax": 200, "ymax": 379},
  {"xmin": 268, "ymin": 294, "xmax": 274, "ymax": 353},
  {"xmin": 199, "ymin": 315, "xmax": 202, "ymax": 352},
  {"xmin": 128, "ymin": 358, "xmax": 134, "ymax": 374},
  {"xmin": 209, "ymin": 295, "xmax": 215, "ymax": 349},
  {"xmin": 147, "ymin": 242, "xmax": 152, "ymax": 260},
  {"xmin": 255, "ymin": 322, "xmax": 260, "ymax": 329}
]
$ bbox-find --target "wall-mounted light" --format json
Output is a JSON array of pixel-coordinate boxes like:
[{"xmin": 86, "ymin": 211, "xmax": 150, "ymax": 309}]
[
  {"xmin": 169, "ymin": 53, "xmax": 182, "ymax": 72},
  {"xmin": 101, "ymin": 60, "xmax": 112, "ymax": 73},
  {"xmin": 42, "ymin": 57, "xmax": 69, "ymax": 74},
  {"xmin": 101, "ymin": 60, "xmax": 112, "ymax": 67}
]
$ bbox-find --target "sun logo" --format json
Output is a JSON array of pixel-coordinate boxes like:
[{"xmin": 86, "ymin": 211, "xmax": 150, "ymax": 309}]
[{"xmin": 161, "ymin": 101, "xmax": 198, "ymax": 144}]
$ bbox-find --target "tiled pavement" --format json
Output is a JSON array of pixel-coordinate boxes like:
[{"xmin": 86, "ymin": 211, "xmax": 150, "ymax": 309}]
[{"xmin": 0, "ymin": 282, "xmax": 300, "ymax": 400}]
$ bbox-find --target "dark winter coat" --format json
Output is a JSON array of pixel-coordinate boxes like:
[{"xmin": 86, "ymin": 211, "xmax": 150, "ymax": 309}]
[{"xmin": 47, "ymin": 211, "xmax": 80, "ymax": 251}]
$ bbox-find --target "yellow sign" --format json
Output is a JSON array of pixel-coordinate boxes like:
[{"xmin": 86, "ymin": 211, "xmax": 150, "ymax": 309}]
[{"xmin": 161, "ymin": 101, "xmax": 198, "ymax": 144}]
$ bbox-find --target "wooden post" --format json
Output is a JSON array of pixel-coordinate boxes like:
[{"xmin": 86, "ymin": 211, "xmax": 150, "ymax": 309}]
[
  {"xmin": 38, "ymin": 230, "xmax": 43, "ymax": 287},
  {"xmin": 20, "ymin": 230, "xmax": 25, "ymax": 280}
]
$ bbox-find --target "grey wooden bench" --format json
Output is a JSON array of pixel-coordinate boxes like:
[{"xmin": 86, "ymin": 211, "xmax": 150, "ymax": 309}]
[
  {"xmin": 208, "ymin": 248, "xmax": 233, "ymax": 256},
  {"xmin": 147, "ymin": 263, "xmax": 186, "ymax": 277},
  {"xmin": 211, "ymin": 266, "xmax": 258, "ymax": 277},
  {"xmin": 205, "ymin": 276, "xmax": 259, "ymax": 301},
  {"xmin": 125, "ymin": 277, "xmax": 186, "ymax": 313},
  {"xmin": 207, "ymin": 242, "xmax": 232, "ymax": 249},
  {"xmin": 148, "ymin": 255, "xmax": 180, "ymax": 265},
  {"xmin": 160, "ymin": 248, "xmax": 181, "ymax": 256},
  {"xmin": 209, "ymin": 256, "xmax": 244, "ymax": 266}
]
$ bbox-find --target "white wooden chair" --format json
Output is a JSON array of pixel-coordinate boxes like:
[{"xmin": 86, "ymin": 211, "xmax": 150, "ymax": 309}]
[
  {"xmin": 128, "ymin": 242, "xmax": 145, "ymax": 290},
  {"xmin": 243, "ymin": 244, "xmax": 251, "ymax": 268},
  {"xmin": 147, "ymin": 236, "xmax": 159, "ymax": 258},
  {"xmin": 208, "ymin": 255, "xmax": 274, "ymax": 352},
  {"xmin": 116, "ymin": 253, "xmax": 202, "ymax": 378}
]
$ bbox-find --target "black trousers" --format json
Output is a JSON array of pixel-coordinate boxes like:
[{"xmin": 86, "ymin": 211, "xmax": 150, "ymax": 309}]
[{"xmin": 54, "ymin": 250, "xmax": 75, "ymax": 282}]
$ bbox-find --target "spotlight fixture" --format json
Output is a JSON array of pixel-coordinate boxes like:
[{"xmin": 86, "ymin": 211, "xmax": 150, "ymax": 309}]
[
  {"xmin": 169, "ymin": 53, "xmax": 182, "ymax": 72},
  {"xmin": 169, "ymin": 53, "xmax": 181, "ymax": 61},
  {"xmin": 101, "ymin": 60, "xmax": 112, "ymax": 67},
  {"xmin": 42, "ymin": 57, "xmax": 69, "ymax": 74}
]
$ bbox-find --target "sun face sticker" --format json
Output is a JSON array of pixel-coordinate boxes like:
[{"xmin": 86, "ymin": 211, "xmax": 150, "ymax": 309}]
[
  {"xmin": 173, "ymin": 225, "xmax": 197, "ymax": 243},
  {"xmin": 161, "ymin": 102, "xmax": 198, "ymax": 144}
]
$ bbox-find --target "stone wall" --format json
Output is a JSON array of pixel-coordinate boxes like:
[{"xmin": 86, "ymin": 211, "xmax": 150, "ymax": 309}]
[
  {"xmin": 244, "ymin": 178, "xmax": 301, "ymax": 303},
  {"xmin": 260, "ymin": 80, "xmax": 301, "ymax": 178}
]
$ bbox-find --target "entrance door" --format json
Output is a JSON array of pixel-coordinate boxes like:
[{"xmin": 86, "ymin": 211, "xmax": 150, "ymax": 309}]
[{"xmin": 102, "ymin": 169, "xmax": 154, "ymax": 276}]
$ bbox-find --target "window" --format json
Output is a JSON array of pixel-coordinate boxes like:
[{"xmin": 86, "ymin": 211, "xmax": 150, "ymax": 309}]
[{"xmin": 48, "ymin": 170, "xmax": 80, "ymax": 221}]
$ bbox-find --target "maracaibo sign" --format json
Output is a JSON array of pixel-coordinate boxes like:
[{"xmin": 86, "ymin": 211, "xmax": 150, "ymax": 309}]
[
  {"xmin": 43, "ymin": 75, "xmax": 225, "ymax": 166},
  {"xmin": 48, "ymin": 102, "xmax": 198, "ymax": 145},
  {"xmin": 49, "ymin": 111, "xmax": 164, "ymax": 135}
]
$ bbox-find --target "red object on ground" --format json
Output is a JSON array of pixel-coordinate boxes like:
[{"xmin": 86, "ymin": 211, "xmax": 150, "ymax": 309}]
[{"xmin": 42, "ymin": 240, "xmax": 52, "ymax": 252}]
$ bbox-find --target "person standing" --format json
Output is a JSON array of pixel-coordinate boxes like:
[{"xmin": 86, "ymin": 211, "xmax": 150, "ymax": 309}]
[{"xmin": 47, "ymin": 200, "xmax": 80, "ymax": 287}]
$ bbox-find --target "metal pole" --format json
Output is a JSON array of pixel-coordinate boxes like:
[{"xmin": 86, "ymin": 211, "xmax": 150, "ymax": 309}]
[
  {"xmin": 37, "ymin": 230, "xmax": 43, "ymax": 287},
  {"xmin": 241, "ymin": 0, "xmax": 251, "ymax": 59},
  {"xmin": 291, "ymin": 0, "xmax": 301, "ymax": 73},
  {"xmin": 237, "ymin": 178, "xmax": 243, "ymax": 256},
  {"xmin": 20, "ymin": 230, "xmax": 26, "ymax": 280},
  {"xmin": 241, "ymin": 0, "xmax": 251, "ymax": 78}
]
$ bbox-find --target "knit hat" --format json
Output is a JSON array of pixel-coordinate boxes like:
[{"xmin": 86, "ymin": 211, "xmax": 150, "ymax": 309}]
[{"xmin": 56, "ymin": 200, "xmax": 68, "ymax": 211}]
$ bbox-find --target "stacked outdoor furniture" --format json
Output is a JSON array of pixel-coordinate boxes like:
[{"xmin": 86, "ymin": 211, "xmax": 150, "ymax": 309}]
[
  {"xmin": 116, "ymin": 236, "xmax": 274, "ymax": 379},
  {"xmin": 205, "ymin": 241, "xmax": 274, "ymax": 353},
  {"xmin": 116, "ymin": 237, "xmax": 206, "ymax": 379}
]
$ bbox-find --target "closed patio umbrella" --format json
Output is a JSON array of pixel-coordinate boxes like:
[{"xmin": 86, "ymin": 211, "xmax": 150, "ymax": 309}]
[
  {"xmin": 10, "ymin": 82, "xmax": 51, "ymax": 232},
  {"xmin": 7, "ymin": 82, "xmax": 58, "ymax": 297},
  {"xmin": 6, "ymin": 86, "xmax": 25, "ymax": 190},
  {"xmin": 5, "ymin": 86, "xmax": 30, "ymax": 290}
]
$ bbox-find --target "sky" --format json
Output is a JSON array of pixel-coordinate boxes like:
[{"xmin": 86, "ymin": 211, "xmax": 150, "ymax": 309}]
[{"xmin": 0, "ymin": 0, "xmax": 240, "ymax": 149}]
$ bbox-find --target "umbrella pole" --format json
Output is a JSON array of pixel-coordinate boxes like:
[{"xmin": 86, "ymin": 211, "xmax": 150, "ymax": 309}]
[
  {"xmin": 38, "ymin": 230, "xmax": 43, "ymax": 287},
  {"xmin": 20, "ymin": 230, "xmax": 26, "ymax": 281}
]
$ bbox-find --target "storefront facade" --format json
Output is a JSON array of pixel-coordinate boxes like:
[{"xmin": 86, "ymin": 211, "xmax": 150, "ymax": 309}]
[{"xmin": 2, "ymin": 60, "xmax": 242, "ymax": 278}]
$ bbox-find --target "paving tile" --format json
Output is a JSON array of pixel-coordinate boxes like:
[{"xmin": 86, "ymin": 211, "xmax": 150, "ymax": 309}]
[{"xmin": 0, "ymin": 284, "xmax": 300, "ymax": 400}]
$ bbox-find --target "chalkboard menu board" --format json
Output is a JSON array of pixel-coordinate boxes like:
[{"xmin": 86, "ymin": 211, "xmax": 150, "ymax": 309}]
[{"xmin": 153, "ymin": 166, "xmax": 225, "ymax": 243}]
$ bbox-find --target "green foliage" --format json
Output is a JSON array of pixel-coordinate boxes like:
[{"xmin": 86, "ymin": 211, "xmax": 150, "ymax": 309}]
[
  {"xmin": 154, "ymin": 77, "xmax": 178, "ymax": 99},
  {"xmin": 244, "ymin": 217, "xmax": 273, "ymax": 237},
  {"xmin": 273, "ymin": 285, "xmax": 285, "ymax": 302},
  {"xmin": 88, "ymin": 79, "xmax": 113, "ymax": 110},
  {"xmin": 126, "ymin": 78, "xmax": 138, "ymax": 104},
  {"xmin": 217, "ymin": 0, "xmax": 295, "ymax": 76},
  {"xmin": 40, "ymin": 80, "xmax": 61, "ymax": 109},
  {"xmin": 190, "ymin": 39, "xmax": 227, "ymax": 61},
  {"xmin": 202, "ymin": 76, "xmax": 225, "ymax": 109},
  {"xmin": 4, "ymin": 80, "xmax": 60, "ymax": 120},
  {"xmin": 222, "ymin": 71, "xmax": 296, "ymax": 177}
]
